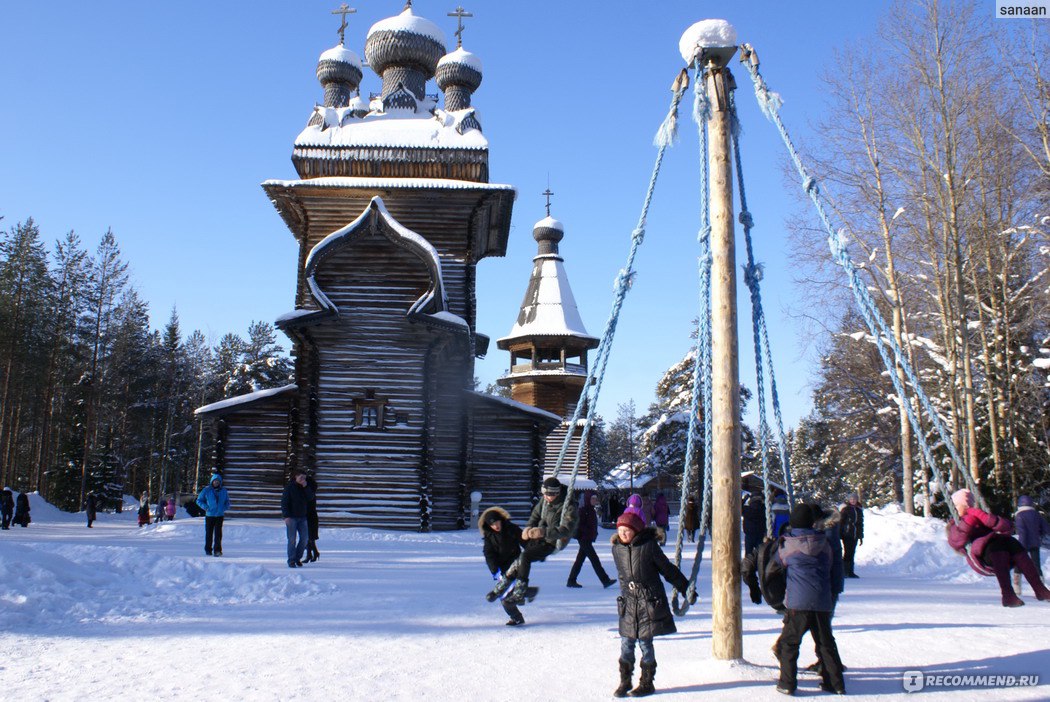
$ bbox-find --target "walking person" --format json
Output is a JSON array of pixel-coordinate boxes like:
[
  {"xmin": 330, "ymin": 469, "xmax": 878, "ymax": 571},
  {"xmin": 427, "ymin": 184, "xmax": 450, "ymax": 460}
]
[
  {"xmin": 652, "ymin": 492, "xmax": 670, "ymax": 544},
  {"xmin": 281, "ymin": 469, "xmax": 313, "ymax": 568},
  {"xmin": 567, "ymin": 494, "xmax": 616, "ymax": 589},
  {"xmin": 304, "ymin": 474, "xmax": 320, "ymax": 563},
  {"xmin": 1014, "ymin": 495, "xmax": 1048, "ymax": 594},
  {"xmin": 480, "ymin": 506, "xmax": 528, "ymax": 626},
  {"xmin": 86, "ymin": 491, "xmax": 98, "ymax": 528},
  {"xmin": 840, "ymin": 493, "xmax": 863, "ymax": 578},
  {"xmin": 742, "ymin": 491, "xmax": 767, "ymax": 555},
  {"xmin": 138, "ymin": 492, "xmax": 151, "ymax": 527},
  {"xmin": 164, "ymin": 497, "xmax": 177, "ymax": 521},
  {"xmin": 2, "ymin": 487, "xmax": 15, "ymax": 529},
  {"xmin": 195, "ymin": 474, "xmax": 230, "ymax": 556},
  {"xmin": 610, "ymin": 511, "xmax": 694, "ymax": 697},
  {"xmin": 682, "ymin": 494, "xmax": 699, "ymax": 543},
  {"xmin": 13, "ymin": 491, "xmax": 30, "ymax": 527},
  {"xmin": 774, "ymin": 504, "xmax": 847, "ymax": 696}
]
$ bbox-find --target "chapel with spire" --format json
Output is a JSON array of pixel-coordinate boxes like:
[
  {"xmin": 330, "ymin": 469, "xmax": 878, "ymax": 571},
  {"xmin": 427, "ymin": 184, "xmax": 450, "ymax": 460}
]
[
  {"xmin": 195, "ymin": 3, "xmax": 562, "ymax": 530},
  {"xmin": 497, "ymin": 193, "xmax": 600, "ymax": 480}
]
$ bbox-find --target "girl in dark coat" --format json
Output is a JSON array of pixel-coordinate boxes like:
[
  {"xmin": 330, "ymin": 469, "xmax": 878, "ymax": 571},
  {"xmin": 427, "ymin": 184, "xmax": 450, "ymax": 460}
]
[
  {"xmin": 610, "ymin": 511, "xmax": 692, "ymax": 698},
  {"xmin": 479, "ymin": 506, "xmax": 528, "ymax": 626},
  {"xmin": 13, "ymin": 492, "xmax": 30, "ymax": 527},
  {"xmin": 304, "ymin": 476, "xmax": 320, "ymax": 563}
]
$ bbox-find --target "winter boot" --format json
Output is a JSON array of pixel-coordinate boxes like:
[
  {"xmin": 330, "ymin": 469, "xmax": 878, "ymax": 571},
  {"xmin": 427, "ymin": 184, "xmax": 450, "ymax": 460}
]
[
  {"xmin": 1012, "ymin": 551, "xmax": 1050, "ymax": 601},
  {"xmin": 505, "ymin": 578, "xmax": 530, "ymax": 604},
  {"xmin": 566, "ymin": 579, "xmax": 583, "ymax": 588},
  {"xmin": 486, "ymin": 574, "xmax": 513, "ymax": 602},
  {"xmin": 614, "ymin": 660, "xmax": 633, "ymax": 698},
  {"xmin": 629, "ymin": 661, "xmax": 656, "ymax": 697},
  {"xmin": 602, "ymin": 577, "xmax": 618, "ymax": 589}
]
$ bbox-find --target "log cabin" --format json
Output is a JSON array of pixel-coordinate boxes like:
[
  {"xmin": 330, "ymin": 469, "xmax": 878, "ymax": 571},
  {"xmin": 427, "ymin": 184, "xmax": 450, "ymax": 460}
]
[{"xmin": 195, "ymin": 6, "xmax": 562, "ymax": 530}]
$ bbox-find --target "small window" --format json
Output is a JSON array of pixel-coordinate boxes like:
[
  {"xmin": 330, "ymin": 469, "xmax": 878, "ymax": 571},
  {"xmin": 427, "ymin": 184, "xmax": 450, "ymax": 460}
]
[{"xmin": 354, "ymin": 390, "xmax": 387, "ymax": 430}]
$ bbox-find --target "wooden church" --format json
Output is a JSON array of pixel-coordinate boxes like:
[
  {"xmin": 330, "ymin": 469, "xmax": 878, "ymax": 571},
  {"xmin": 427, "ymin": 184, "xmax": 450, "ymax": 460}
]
[{"xmin": 195, "ymin": 5, "xmax": 568, "ymax": 530}]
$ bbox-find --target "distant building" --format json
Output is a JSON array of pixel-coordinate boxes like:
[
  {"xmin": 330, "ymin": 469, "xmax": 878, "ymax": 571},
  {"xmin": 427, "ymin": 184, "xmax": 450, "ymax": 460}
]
[
  {"xmin": 196, "ymin": 6, "xmax": 560, "ymax": 530},
  {"xmin": 497, "ymin": 214, "xmax": 600, "ymax": 483}
]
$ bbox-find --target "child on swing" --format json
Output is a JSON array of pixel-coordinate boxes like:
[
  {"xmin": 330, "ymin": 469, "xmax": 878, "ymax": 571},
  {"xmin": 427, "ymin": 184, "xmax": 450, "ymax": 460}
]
[
  {"xmin": 610, "ymin": 511, "xmax": 693, "ymax": 698},
  {"xmin": 947, "ymin": 489, "xmax": 1050, "ymax": 607}
]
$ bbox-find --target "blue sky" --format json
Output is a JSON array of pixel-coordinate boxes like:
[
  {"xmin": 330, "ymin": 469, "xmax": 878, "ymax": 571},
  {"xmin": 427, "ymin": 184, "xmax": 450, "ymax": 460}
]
[{"xmin": 0, "ymin": 1, "xmax": 892, "ymax": 428}]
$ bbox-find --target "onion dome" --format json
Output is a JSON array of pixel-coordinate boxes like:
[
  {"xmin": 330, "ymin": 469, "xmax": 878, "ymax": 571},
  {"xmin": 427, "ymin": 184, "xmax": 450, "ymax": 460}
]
[
  {"xmin": 365, "ymin": 7, "xmax": 447, "ymax": 109},
  {"xmin": 436, "ymin": 47, "xmax": 483, "ymax": 111},
  {"xmin": 316, "ymin": 44, "xmax": 363, "ymax": 108},
  {"xmin": 532, "ymin": 216, "xmax": 564, "ymax": 256}
]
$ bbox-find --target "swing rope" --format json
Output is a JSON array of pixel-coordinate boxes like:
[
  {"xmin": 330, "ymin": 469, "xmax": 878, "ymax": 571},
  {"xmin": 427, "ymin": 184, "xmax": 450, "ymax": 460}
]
[
  {"xmin": 737, "ymin": 44, "xmax": 986, "ymax": 522},
  {"xmin": 671, "ymin": 57, "xmax": 715, "ymax": 616},
  {"xmin": 549, "ymin": 70, "xmax": 691, "ymax": 525},
  {"xmin": 728, "ymin": 89, "xmax": 796, "ymax": 534}
]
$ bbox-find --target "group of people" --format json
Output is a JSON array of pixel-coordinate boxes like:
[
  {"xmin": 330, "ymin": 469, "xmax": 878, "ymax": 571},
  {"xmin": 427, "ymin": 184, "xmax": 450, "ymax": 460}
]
[
  {"xmin": 480, "ymin": 478, "xmax": 692, "ymax": 697},
  {"xmin": 1, "ymin": 486, "xmax": 30, "ymax": 529}
]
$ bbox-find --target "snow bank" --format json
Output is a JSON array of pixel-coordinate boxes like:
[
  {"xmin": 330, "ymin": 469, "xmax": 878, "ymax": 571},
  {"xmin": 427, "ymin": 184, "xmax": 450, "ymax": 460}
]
[
  {"xmin": 856, "ymin": 504, "xmax": 980, "ymax": 582},
  {"xmin": 0, "ymin": 539, "xmax": 333, "ymax": 629}
]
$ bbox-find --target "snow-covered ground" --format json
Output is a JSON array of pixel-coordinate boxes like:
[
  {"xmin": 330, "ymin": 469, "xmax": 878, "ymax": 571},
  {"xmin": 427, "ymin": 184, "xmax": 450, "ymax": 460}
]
[{"xmin": 1, "ymin": 496, "xmax": 1047, "ymax": 700}]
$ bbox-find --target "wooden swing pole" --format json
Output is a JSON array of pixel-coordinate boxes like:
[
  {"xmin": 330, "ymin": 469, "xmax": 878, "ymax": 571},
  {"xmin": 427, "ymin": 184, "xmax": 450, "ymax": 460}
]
[{"xmin": 705, "ymin": 54, "xmax": 743, "ymax": 660}]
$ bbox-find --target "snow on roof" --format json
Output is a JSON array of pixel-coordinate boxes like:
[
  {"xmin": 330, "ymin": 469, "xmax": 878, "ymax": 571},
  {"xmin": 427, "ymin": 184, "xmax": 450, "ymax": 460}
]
[
  {"xmin": 550, "ymin": 475, "xmax": 598, "ymax": 491},
  {"xmin": 263, "ymin": 176, "xmax": 513, "ymax": 193},
  {"xmin": 599, "ymin": 464, "xmax": 655, "ymax": 491},
  {"xmin": 438, "ymin": 46, "xmax": 482, "ymax": 72},
  {"xmin": 499, "ymin": 257, "xmax": 596, "ymax": 343},
  {"xmin": 679, "ymin": 19, "xmax": 738, "ymax": 63},
  {"xmin": 319, "ymin": 44, "xmax": 362, "ymax": 68},
  {"xmin": 533, "ymin": 216, "xmax": 563, "ymax": 232},
  {"xmin": 367, "ymin": 8, "xmax": 447, "ymax": 47},
  {"xmin": 428, "ymin": 310, "xmax": 468, "ymax": 327},
  {"xmin": 294, "ymin": 109, "xmax": 487, "ymax": 150},
  {"xmin": 195, "ymin": 384, "xmax": 298, "ymax": 416},
  {"xmin": 469, "ymin": 391, "xmax": 563, "ymax": 424}
]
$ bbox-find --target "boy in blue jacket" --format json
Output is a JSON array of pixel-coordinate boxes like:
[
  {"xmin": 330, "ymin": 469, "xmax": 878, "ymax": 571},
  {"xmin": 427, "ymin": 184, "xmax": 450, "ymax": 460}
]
[
  {"xmin": 196, "ymin": 474, "xmax": 230, "ymax": 556},
  {"xmin": 774, "ymin": 504, "xmax": 845, "ymax": 696}
]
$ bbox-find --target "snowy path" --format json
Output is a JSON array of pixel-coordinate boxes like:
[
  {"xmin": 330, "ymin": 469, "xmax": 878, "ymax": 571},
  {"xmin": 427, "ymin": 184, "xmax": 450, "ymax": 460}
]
[{"xmin": 1, "ymin": 503, "xmax": 1048, "ymax": 701}]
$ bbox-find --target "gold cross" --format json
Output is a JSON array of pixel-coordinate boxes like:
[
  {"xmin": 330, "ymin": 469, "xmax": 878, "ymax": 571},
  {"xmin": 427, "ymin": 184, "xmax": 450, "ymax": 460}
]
[
  {"xmin": 448, "ymin": 6, "xmax": 473, "ymax": 48},
  {"xmin": 332, "ymin": 4, "xmax": 356, "ymax": 45}
]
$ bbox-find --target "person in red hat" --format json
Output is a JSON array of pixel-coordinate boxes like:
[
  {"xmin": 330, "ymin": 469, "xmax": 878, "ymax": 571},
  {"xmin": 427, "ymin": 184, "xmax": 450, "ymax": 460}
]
[{"xmin": 609, "ymin": 510, "xmax": 693, "ymax": 698}]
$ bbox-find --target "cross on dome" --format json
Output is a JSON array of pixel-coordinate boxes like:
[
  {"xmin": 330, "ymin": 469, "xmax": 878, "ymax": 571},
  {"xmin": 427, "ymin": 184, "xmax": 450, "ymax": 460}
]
[
  {"xmin": 331, "ymin": 3, "xmax": 356, "ymax": 45},
  {"xmin": 448, "ymin": 6, "xmax": 473, "ymax": 48},
  {"xmin": 542, "ymin": 187, "xmax": 554, "ymax": 217}
]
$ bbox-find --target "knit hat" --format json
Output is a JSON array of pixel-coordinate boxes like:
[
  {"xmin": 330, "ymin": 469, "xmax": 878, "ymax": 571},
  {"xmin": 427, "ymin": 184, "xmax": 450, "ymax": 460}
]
[
  {"xmin": 483, "ymin": 511, "xmax": 502, "ymax": 526},
  {"xmin": 1018, "ymin": 495, "xmax": 1033, "ymax": 508},
  {"xmin": 541, "ymin": 477, "xmax": 562, "ymax": 496},
  {"xmin": 789, "ymin": 504, "xmax": 815, "ymax": 529},
  {"xmin": 616, "ymin": 511, "xmax": 644, "ymax": 534},
  {"xmin": 951, "ymin": 489, "xmax": 974, "ymax": 512}
]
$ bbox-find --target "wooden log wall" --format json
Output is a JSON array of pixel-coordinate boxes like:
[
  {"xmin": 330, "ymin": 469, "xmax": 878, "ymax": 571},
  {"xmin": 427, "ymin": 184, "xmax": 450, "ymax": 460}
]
[
  {"xmin": 543, "ymin": 421, "xmax": 590, "ymax": 480},
  {"xmin": 425, "ymin": 339, "xmax": 471, "ymax": 529},
  {"xmin": 469, "ymin": 402, "xmax": 546, "ymax": 523},
  {"xmin": 217, "ymin": 396, "xmax": 293, "ymax": 519},
  {"xmin": 307, "ymin": 231, "xmax": 453, "ymax": 529}
]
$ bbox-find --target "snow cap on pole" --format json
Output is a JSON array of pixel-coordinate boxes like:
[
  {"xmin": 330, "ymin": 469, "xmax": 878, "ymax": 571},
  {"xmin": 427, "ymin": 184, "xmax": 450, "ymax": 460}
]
[{"xmin": 679, "ymin": 19, "xmax": 738, "ymax": 65}]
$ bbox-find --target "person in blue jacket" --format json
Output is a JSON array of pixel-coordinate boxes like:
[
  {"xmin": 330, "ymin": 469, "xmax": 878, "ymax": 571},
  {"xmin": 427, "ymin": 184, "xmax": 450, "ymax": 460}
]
[
  {"xmin": 196, "ymin": 474, "xmax": 230, "ymax": 556},
  {"xmin": 774, "ymin": 503, "xmax": 846, "ymax": 696}
]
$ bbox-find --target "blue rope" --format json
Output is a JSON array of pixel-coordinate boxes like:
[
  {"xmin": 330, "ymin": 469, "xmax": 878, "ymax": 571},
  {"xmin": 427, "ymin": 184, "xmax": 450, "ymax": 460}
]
[
  {"xmin": 672, "ymin": 57, "xmax": 714, "ymax": 615},
  {"xmin": 738, "ymin": 45, "xmax": 986, "ymax": 520},
  {"xmin": 551, "ymin": 72, "xmax": 690, "ymax": 522},
  {"xmin": 728, "ymin": 89, "xmax": 796, "ymax": 533}
]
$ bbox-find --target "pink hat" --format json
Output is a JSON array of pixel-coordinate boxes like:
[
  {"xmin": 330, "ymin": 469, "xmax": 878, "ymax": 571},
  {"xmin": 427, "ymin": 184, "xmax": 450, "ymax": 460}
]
[{"xmin": 951, "ymin": 489, "xmax": 974, "ymax": 512}]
